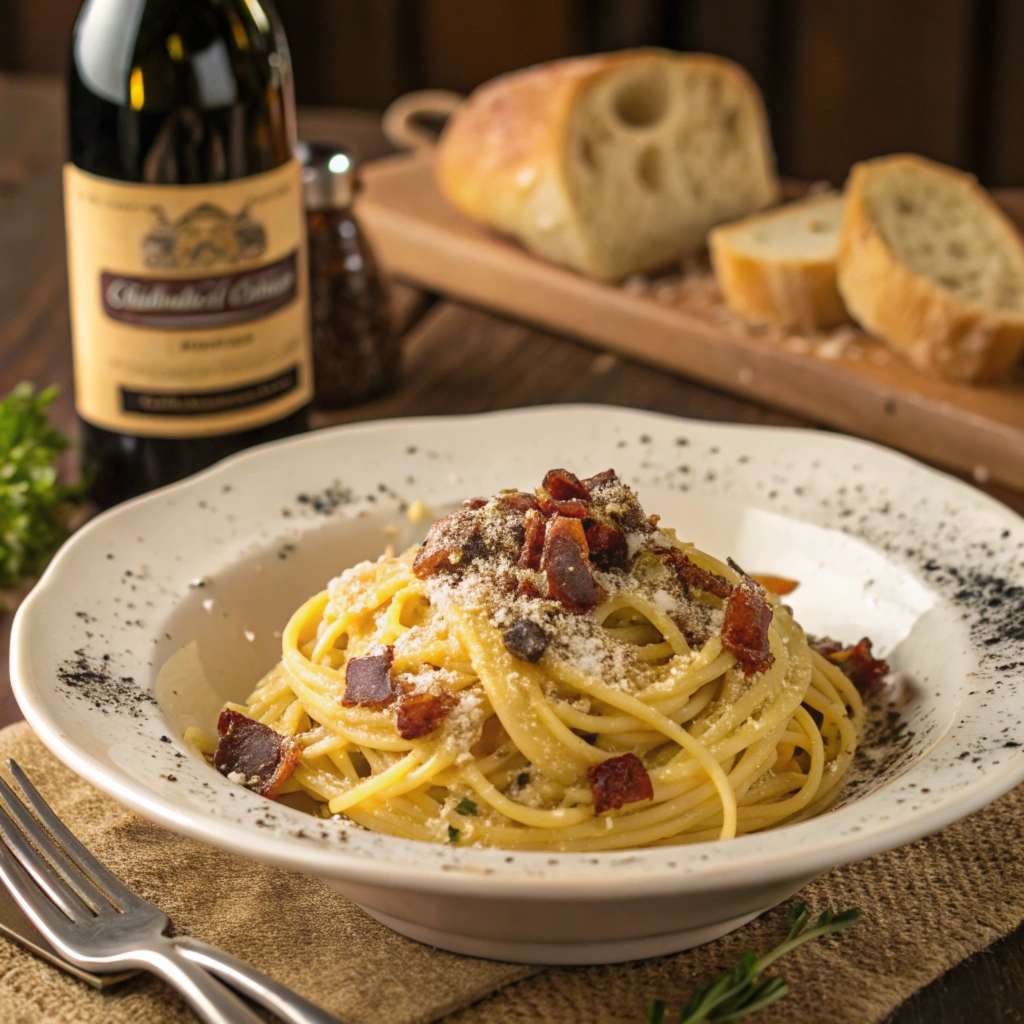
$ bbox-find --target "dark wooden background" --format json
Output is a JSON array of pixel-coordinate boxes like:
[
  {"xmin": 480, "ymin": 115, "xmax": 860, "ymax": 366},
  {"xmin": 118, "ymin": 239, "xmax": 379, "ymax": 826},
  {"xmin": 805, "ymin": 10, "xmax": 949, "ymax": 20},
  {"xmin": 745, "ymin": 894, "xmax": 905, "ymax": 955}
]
[{"xmin": 3, "ymin": 0, "xmax": 1024, "ymax": 187}]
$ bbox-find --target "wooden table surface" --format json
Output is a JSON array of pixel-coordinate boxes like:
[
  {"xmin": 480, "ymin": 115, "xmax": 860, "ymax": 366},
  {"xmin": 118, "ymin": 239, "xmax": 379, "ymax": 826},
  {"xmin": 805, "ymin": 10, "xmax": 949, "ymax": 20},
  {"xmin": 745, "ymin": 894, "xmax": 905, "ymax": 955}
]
[{"xmin": 1, "ymin": 74, "xmax": 1023, "ymax": 1024}]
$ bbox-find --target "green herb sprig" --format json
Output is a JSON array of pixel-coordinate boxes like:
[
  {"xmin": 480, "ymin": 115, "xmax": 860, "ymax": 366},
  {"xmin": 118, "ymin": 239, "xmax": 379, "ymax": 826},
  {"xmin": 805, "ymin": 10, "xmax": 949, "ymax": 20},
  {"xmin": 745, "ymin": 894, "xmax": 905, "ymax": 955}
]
[
  {"xmin": 0, "ymin": 384, "xmax": 83, "ymax": 590},
  {"xmin": 646, "ymin": 902, "xmax": 861, "ymax": 1024}
]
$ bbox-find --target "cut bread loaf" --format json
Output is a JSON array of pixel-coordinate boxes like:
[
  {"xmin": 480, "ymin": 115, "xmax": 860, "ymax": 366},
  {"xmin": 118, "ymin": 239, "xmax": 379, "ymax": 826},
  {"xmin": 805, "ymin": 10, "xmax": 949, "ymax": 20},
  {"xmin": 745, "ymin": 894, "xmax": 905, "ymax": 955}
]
[
  {"xmin": 709, "ymin": 194, "xmax": 848, "ymax": 331},
  {"xmin": 436, "ymin": 49, "xmax": 779, "ymax": 281},
  {"xmin": 837, "ymin": 154, "xmax": 1024, "ymax": 383}
]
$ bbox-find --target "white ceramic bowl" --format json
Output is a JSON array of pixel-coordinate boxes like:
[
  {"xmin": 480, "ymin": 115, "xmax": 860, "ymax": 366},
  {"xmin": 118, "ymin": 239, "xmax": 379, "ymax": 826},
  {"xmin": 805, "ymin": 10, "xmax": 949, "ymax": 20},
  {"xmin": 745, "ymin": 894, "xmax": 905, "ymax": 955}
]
[{"xmin": 12, "ymin": 406, "xmax": 1024, "ymax": 964}]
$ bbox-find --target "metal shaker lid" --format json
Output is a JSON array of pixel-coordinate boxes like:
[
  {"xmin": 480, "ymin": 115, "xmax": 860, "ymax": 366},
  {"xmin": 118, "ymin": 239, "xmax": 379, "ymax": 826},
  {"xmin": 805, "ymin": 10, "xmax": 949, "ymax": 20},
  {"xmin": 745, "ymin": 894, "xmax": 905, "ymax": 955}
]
[{"xmin": 298, "ymin": 141, "xmax": 357, "ymax": 210}]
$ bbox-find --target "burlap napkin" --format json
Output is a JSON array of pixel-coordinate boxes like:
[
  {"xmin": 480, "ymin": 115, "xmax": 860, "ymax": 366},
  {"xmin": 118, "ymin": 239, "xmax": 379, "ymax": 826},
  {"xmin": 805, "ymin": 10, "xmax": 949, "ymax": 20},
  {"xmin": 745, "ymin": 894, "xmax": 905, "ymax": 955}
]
[{"xmin": 1, "ymin": 719, "xmax": 1023, "ymax": 1024}]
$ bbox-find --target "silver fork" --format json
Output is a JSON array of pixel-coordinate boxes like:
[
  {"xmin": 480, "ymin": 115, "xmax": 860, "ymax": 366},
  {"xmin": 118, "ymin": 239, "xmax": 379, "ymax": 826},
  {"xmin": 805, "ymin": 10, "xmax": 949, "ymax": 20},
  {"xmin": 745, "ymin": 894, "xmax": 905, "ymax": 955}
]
[{"xmin": 0, "ymin": 758, "xmax": 343, "ymax": 1024}]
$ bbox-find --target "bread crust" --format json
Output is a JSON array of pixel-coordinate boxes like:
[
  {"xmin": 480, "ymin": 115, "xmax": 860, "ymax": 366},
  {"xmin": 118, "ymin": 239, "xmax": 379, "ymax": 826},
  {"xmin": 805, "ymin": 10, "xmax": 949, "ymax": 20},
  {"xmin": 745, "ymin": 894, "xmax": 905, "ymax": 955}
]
[
  {"xmin": 837, "ymin": 154, "xmax": 1024, "ymax": 383},
  {"xmin": 709, "ymin": 196, "xmax": 848, "ymax": 331},
  {"xmin": 435, "ymin": 49, "xmax": 777, "ymax": 280}
]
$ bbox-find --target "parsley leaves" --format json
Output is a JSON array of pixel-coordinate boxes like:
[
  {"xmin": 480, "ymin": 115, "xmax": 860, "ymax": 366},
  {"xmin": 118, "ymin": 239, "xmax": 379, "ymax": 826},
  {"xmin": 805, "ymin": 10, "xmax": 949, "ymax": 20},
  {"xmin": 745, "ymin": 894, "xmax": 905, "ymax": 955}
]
[{"xmin": 0, "ymin": 384, "xmax": 83, "ymax": 590}]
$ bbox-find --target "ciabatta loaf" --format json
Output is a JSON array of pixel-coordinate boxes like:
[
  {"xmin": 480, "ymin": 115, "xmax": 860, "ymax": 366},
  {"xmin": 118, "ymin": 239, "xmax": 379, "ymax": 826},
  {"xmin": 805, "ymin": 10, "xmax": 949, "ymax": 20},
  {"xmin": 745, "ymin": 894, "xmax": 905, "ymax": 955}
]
[
  {"xmin": 837, "ymin": 154, "xmax": 1024, "ymax": 383},
  {"xmin": 436, "ymin": 49, "xmax": 779, "ymax": 281},
  {"xmin": 709, "ymin": 194, "xmax": 847, "ymax": 331}
]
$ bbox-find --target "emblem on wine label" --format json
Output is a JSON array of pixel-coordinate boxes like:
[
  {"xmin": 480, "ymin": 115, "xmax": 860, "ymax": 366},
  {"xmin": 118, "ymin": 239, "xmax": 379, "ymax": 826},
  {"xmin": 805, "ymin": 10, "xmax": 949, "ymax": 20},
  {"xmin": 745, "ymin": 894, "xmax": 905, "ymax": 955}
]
[{"xmin": 143, "ymin": 202, "xmax": 267, "ymax": 268}]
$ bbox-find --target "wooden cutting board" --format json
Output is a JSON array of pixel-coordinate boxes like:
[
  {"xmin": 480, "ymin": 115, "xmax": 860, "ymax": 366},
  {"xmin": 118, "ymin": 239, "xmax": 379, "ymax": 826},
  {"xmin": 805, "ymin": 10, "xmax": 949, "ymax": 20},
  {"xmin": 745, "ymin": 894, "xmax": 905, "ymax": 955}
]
[{"xmin": 357, "ymin": 151, "xmax": 1024, "ymax": 491}]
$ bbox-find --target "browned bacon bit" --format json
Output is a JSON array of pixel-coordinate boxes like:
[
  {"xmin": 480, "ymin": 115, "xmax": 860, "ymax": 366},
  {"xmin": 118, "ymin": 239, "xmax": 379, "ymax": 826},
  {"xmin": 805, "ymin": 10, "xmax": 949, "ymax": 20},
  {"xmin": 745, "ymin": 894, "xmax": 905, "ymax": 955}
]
[
  {"xmin": 412, "ymin": 508, "xmax": 483, "ymax": 578},
  {"xmin": 663, "ymin": 549, "xmax": 733, "ymax": 600},
  {"xmin": 537, "ymin": 492, "xmax": 591, "ymax": 519},
  {"xmin": 587, "ymin": 753, "xmax": 654, "ymax": 814},
  {"xmin": 499, "ymin": 491, "xmax": 541, "ymax": 512},
  {"xmin": 542, "ymin": 515, "xmax": 604, "ymax": 611},
  {"xmin": 342, "ymin": 647, "xmax": 395, "ymax": 706},
  {"xmin": 214, "ymin": 710, "xmax": 301, "ymax": 797},
  {"xmin": 462, "ymin": 497, "xmax": 488, "ymax": 510},
  {"xmin": 582, "ymin": 468, "xmax": 618, "ymax": 491},
  {"xmin": 542, "ymin": 468, "xmax": 591, "ymax": 501},
  {"xmin": 721, "ymin": 579, "xmax": 774, "ymax": 676},
  {"xmin": 497, "ymin": 570, "xmax": 519, "ymax": 594},
  {"xmin": 584, "ymin": 519, "xmax": 629, "ymax": 570},
  {"xmin": 518, "ymin": 509, "xmax": 547, "ymax": 570},
  {"xmin": 811, "ymin": 636, "xmax": 890, "ymax": 695},
  {"xmin": 502, "ymin": 619, "xmax": 549, "ymax": 662},
  {"xmin": 396, "ymin": 691, "xmax": 457, "ymax": 740},
  {"xmin": 672, "ymin": 609, "xmax": 716, "ymax": 649}
]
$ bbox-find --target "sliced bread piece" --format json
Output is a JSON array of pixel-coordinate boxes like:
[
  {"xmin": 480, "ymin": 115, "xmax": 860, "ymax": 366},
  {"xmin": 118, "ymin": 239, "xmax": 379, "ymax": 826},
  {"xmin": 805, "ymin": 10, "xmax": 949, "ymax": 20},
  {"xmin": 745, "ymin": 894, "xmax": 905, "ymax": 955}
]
[
  {"xmin": 837, "ymin": 154, "xmax": 1024, "ymax": 383},
  {"xmin": 709, "ymin": 194, "xmax": 847, "ymax": 331},
  {"xmin": 436, "ymin": 49, "xmax": 779, "ymax": 281}
]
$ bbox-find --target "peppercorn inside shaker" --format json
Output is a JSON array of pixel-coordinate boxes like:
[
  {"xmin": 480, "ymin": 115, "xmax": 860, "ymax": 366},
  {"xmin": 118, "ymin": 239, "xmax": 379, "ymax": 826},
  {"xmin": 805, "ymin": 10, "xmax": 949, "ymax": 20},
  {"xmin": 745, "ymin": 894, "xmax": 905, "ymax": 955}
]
[{"xmin": 301, "ymin": 145, "xmax": 399, "ymax": 409}]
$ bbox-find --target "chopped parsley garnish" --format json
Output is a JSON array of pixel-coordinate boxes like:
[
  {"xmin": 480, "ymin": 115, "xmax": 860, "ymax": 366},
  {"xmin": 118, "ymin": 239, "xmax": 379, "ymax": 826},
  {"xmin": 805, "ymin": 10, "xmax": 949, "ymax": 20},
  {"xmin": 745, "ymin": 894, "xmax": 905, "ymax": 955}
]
[
  {"xmin": 447, "ymin": 825, "xmax": 460, "ymax": 843},
  {"xmin": 455, "ymin": 798, "xmax": 477, "ymax": 815},
  {"xmin": 0, "ymin": 384, "xmax": 83, "ymax": 590},
  {"xmin": 646, "ymin": 902, "xmax": 861, "ymax": 1023}
]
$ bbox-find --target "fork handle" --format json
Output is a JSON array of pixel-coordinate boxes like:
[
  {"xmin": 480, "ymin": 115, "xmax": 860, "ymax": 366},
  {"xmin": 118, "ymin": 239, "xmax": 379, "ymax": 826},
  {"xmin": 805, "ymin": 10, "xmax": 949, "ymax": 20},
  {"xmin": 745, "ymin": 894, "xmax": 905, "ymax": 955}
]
[
  {"xmin": 174, "ymin": 937, "xmax": 344, "ymax": 1024},
  {"xmin": 132, "ymin": 940, "xmax": 266, "ymax": 1024}
]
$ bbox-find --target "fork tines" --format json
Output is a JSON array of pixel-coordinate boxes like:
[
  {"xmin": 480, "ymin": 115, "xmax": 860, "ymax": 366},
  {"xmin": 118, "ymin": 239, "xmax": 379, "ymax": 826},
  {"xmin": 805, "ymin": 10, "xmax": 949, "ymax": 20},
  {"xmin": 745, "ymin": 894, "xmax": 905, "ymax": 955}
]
[{"xmin": 0, "ymin": 759, "xmax": 139, "ymax": 922}]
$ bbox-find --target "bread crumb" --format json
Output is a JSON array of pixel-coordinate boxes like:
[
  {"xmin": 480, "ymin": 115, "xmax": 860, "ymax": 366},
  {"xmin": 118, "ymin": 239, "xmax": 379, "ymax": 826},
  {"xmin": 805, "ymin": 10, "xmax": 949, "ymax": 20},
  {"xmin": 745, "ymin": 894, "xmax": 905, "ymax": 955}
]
[{"xmin": 407, "ymin": 499, "xmax": 428, "ymax": 524}]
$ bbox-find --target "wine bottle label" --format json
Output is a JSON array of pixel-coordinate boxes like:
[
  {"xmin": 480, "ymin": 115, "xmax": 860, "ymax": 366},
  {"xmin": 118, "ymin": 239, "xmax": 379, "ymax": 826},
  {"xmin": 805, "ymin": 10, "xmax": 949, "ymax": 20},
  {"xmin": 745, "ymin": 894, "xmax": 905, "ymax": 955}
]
[{"xmin": 63, "ymin": 160, "xmax": 312, "ymax": 437}]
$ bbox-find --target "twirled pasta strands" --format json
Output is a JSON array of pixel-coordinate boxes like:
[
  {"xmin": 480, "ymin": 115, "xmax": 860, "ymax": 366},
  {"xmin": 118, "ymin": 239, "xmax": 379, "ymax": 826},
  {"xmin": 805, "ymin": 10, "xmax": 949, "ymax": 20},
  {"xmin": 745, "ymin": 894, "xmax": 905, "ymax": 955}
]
[{"xmin": 224, "ymin": 528, "xmax": 865, "ymax": 850}]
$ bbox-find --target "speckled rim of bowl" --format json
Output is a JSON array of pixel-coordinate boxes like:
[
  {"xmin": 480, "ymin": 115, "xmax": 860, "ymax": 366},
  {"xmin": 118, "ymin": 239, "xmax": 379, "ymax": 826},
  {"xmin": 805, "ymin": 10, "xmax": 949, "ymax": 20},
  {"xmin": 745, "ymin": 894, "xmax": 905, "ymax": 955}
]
[{"xmin": 10, "ymin": 405, "xmax": 1024, "ymax": 899}]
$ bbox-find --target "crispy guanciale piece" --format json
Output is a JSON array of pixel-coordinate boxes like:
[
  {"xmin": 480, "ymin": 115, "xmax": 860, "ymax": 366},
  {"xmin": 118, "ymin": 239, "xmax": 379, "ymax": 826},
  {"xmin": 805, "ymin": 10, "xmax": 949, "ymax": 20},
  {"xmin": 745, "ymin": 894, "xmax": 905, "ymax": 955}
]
[
  {"xmin": 516, "ymin": 577, "xmax": 543, "ymax": 600},
  {"xmin": 584, "ymin": 519, "xmax": 629, "ymax": 570},
  {"xmin": 542, "ymin": 468, "xmax": 591, "ymax": 501},
  {"xmin": 503, "ymin": 619, "xmax": 549, "ymax": 662},
  {"xmin": 662, "ymin": 549, "xmax": 733, "ymax": 600},
  {"xmin": 753, "ymin": 574, "xmax": 799, "ymax": 596},
  {"xmin": 214, "ymin": 710, "xmax": 301, "ymax": 798},
  {"xmin": 587, "ymin": 752, "xmax": 654, "ymax": 814},
  {"xmin": 412, "ymin": 508, "xmax": 484, "ymax": 578},
  {"xmin": 811, "ymin": 636, "xmax": 890, "ymax": 695},
  {"xmin": 518, "ymin": 509, "xmax": 547, "ymax": 570},
  {"xmin": 499, "ymin": 491, "xmax": 541, "ymax": 512},
  {"xmin": 462, "ymin": 496, "xmax": 488, "ymax": 509},
  {"xmin": 542, "ymin": 514, "xmax": 604, "ymax": 611},
  {"xmin": 537, "ymin": 493, "xmax": 591, "ymax": 519},
  {"xmin": 396, "ymin": 691, "xmax": 457, "ymax": 740},
  {"xmin": 582, "ymin": 468, "xmax": 618, "ymax": 492},
  {"xmin": 722, "ymin": 579, "xmax": 774, "ymax": 676},
  {"xmin": 342, "ymin": 647, "xmax": 395, "ymax": 706}
]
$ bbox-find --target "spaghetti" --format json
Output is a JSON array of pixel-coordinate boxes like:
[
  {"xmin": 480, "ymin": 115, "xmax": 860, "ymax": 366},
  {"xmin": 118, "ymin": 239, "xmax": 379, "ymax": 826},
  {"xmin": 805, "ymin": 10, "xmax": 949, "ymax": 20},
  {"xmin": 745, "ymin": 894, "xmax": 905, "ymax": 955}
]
[{"xmin": 204, "ymin": 469, "xmax": 875, "ymax": 851}]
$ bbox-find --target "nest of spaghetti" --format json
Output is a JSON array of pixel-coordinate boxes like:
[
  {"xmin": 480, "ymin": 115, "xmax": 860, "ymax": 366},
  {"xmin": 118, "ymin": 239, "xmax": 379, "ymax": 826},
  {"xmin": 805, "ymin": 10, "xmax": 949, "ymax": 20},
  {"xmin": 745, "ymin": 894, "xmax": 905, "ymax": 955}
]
[{"xmin": 206, "ymin": 469, "xmax": 888, "ymax": 851}]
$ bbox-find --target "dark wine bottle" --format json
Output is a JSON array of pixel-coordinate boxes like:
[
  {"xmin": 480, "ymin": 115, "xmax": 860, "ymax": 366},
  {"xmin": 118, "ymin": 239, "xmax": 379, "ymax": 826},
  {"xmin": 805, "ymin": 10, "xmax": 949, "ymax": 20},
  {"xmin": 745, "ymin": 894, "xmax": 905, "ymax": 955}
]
[{"xmin": 66, "ymin": 0, "xmax": 312, "ymax": 508}]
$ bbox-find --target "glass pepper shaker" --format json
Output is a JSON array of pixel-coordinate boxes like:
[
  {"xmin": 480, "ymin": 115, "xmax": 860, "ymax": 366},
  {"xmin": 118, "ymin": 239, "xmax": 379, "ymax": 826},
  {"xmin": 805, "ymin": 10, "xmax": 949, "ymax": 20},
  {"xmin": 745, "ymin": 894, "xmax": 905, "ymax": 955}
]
[{"xmin": 300, "ymin": 144, "xmax": 399, "ymax": 409}]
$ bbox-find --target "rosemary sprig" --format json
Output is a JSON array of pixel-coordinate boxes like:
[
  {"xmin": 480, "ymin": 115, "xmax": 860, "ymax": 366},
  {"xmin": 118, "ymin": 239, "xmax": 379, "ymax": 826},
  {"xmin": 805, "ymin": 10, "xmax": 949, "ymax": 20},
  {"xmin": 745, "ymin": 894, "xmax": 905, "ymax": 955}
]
[{"xmin": 646, "ymin": 902, "xmax": 861, "ymax": 1024}]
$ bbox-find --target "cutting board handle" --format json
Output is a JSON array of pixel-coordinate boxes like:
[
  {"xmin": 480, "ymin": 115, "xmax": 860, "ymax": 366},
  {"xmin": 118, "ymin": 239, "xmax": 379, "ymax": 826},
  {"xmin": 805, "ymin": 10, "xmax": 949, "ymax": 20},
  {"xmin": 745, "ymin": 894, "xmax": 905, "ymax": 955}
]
[{"xmin": 382, "ymin": 90, "xmax": 463, "ymax": 150}]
